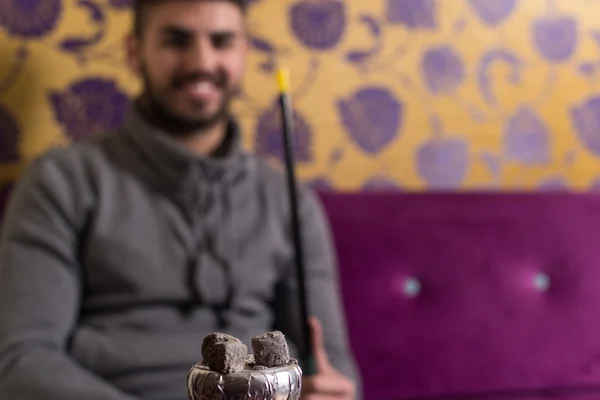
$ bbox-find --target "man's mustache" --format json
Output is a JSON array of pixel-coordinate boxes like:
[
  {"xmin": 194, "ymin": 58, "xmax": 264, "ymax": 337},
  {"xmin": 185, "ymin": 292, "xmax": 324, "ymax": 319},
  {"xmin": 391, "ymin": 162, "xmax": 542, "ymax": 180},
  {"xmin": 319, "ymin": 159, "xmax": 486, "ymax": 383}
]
[{"xmin": 171, "ymin": 71, "xmax": 227, "ymax": 89}]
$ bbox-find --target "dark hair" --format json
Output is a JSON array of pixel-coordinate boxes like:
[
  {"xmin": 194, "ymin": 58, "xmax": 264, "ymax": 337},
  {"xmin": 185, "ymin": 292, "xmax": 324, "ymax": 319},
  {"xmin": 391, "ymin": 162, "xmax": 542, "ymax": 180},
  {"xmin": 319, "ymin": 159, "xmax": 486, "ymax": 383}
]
[{"xmin": 133, "ymin": 0, "xmax": 247, "ymax": 36}]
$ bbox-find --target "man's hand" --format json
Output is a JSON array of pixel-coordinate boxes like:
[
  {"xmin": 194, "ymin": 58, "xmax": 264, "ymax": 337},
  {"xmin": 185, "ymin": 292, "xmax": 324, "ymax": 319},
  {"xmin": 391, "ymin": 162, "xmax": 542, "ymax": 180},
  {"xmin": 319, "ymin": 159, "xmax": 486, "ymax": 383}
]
[{"xmin": 301, "ymin": 316, "xmax": 356, "ymax": 399}]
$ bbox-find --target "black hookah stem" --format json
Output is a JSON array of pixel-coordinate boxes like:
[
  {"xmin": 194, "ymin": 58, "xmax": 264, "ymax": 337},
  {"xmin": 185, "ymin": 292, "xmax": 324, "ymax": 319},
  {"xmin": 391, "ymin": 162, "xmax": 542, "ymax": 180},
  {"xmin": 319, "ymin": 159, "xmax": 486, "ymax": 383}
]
[{"xmin": 276, "ymin": 68, "xmax": 315, "ymax": 376}]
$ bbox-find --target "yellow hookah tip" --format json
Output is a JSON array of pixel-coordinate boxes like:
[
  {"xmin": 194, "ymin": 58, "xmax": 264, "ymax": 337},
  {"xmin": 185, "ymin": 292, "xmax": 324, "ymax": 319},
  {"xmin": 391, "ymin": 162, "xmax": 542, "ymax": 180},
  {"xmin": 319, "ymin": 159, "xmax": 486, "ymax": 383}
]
[{"xmin": 276, "ymin": 68, "xmax": 290, "ymax": 93}]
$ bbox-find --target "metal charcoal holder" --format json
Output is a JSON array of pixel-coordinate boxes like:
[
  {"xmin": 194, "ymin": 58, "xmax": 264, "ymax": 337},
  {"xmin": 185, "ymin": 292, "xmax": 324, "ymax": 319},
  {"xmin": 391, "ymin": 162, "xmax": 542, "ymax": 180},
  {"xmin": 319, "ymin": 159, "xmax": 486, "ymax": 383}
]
[{"xmin": 187, "ymin": 362, "xmax": 303, "ymax": 400}]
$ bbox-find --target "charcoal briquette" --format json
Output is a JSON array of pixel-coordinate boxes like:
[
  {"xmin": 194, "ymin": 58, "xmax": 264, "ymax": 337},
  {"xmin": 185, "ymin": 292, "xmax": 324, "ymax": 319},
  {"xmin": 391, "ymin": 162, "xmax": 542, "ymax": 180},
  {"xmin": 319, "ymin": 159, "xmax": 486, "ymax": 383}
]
[
  {"xmin": 201, "ymin": 333, "xmax": 241, "ymax": 362},
  {"xmin": 251, "ymin": 331, "xmax": 290, "ymax": 367},
  {"xmin": 205, "ymin": 342, "xmax": 247, "ymax": 374}
]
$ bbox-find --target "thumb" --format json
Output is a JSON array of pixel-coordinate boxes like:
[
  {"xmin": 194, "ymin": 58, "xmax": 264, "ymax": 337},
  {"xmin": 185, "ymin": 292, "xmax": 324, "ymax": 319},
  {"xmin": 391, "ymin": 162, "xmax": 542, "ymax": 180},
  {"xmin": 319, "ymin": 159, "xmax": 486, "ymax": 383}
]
[{"xmin": 308, "ymin": 316, "xmax": 332, "ymax": 373}]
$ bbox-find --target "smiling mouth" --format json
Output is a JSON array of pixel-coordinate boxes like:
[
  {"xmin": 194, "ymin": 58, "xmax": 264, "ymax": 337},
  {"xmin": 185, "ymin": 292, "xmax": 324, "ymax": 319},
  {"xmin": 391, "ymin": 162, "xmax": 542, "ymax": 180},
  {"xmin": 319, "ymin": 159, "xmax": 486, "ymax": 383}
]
[{"xmin": 182, "ymin": 81, "xmax": 220, "ymax": 101}]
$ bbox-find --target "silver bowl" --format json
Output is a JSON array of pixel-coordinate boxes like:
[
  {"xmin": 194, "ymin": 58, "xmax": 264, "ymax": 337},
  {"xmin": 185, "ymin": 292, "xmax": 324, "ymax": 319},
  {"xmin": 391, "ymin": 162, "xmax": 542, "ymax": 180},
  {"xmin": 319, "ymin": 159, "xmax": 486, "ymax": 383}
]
[{"xmin": 187, "ymin": 362, "xmax": 303, "ymax": 400}]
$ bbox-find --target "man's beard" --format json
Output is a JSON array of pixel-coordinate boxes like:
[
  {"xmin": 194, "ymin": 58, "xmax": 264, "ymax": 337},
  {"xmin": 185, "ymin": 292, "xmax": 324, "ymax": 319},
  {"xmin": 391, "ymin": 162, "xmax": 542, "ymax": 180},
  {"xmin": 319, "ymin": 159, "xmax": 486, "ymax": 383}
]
[{"xmin": 138, "ymin": 65, "xmax": 236, "ymax": 138}]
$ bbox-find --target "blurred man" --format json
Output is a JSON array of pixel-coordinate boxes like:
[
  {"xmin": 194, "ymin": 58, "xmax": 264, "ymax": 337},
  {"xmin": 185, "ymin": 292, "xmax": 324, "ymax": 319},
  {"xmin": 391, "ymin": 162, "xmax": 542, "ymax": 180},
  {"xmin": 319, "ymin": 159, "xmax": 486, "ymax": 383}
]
[{"xmin": 0, "ymin": 1, "xmax": 360, "ymax": 399}]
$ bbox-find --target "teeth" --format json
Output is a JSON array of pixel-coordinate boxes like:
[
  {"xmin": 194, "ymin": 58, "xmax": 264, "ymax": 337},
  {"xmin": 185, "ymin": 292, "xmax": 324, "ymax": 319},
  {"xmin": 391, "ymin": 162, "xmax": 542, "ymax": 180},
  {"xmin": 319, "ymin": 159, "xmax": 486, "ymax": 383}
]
[{"xmin": 192, "ymin": 82, "xmax": 212, "ymax": 94}]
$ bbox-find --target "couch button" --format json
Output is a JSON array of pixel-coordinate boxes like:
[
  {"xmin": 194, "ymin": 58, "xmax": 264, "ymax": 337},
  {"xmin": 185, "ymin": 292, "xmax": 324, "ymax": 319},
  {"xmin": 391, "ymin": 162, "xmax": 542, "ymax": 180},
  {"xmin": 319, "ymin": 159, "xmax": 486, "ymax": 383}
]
[
  {"xmin": 534, "ymin": 273, "xmax": 550, "ymax": 292},
  {"xmin": 403, "ymin": 277, "xmax": 421, "ymax": 298}
]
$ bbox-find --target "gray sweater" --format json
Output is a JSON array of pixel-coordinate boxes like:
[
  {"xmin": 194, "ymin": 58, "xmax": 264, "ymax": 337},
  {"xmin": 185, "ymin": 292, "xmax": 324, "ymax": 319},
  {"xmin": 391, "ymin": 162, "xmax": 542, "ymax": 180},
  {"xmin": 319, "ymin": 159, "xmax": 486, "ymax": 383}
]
[{"xmin": 0, "ymin": 109, "xmax": 360, "ymax": 400}]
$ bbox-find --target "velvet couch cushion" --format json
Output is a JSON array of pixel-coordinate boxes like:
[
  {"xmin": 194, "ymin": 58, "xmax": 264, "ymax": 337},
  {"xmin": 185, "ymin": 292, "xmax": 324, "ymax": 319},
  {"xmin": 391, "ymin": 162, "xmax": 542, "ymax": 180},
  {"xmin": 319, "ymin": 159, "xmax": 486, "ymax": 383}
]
[{"xmin": 318, "ymin": 192, "xmax": 600, "ymax": 400}]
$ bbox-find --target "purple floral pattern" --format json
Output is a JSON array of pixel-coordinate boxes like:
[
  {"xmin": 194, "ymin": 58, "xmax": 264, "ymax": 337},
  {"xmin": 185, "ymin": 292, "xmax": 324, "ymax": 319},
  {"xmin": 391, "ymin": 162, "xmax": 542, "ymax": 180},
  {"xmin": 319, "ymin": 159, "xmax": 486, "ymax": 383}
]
[
  {"xmin": 417, "ymin": 137, "xmax": 469, "ymax": 189},
  {"xmin": 1, "ymin": 0, "xmax": 596, "ymax": 192},
  {"xmin": 477, "ymin": 49, "xmax": 523, "ymax": 107},
  {"xmin": 57, "ymin": 0, "xmax": 106, "ymax": 58},
  {"xmin": 503, "ymin": 106, "xmax": 550, "ymax": 165},
  {"xmin": 345, "ymin": 14, "xmax": 383, "ymax": 65},
  {"xmin": 255, "ymin": 101, "xmax": 313, "ymax": 163},
  {"xmin": 538, "ymin": 177, "xmax": 568, "ymax": 191},
  {"xmin": 590, "ymin": 179, "xmax": 600, "ymax": 192},
  {"xmin": 290, "ymin": 0, "xmax": 346, "ymax": 50},
  {"xmin": 362, "ymin": 177, "xmax": 401, "ymax": 191},
  {"xmin": 0, "ymin": 0, "xmax": 63, "ymax": 38},
  {"xmin": 49, "ymin": 78, "xmax": 130, "ymax": 142},
  {"xmin": 533, "ymin": 16, "xmax": 578, "ymax": 63},
  {"xmin": 468, "ymin": 0, "xmax": 517, "ymax": 26},
  {"xmin": 421, "ymin": 45, "xmax": 465, "ymax": 94},
  {"xmin": 337, "ymin": 87, "xmax": 403, "ymax": 155},
  {"xmin": 307, "ymin": 177, "xmax": 334, "ymax": 191},
  {"xmin": 0, "ymin": 104, "xmax": 20, "ymax": 162},
  {"xmin": 571, "ymin": 95, "xmax": 600, "ymax": 157},
  {"xmin": 385, "ymin": 0, "xmax": 436, "ymax": 29}
]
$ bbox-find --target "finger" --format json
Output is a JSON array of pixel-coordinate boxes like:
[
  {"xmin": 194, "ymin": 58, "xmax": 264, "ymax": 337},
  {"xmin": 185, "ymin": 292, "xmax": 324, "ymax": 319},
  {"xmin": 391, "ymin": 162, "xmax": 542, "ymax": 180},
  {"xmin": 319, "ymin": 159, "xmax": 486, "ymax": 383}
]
[
  {"xmin": 308, "ymin": 316, "xmax": 331, "ymax": 372},
  {"xmin": 303, "ymin": 374, "xmax": 355, "ymax": 396}
]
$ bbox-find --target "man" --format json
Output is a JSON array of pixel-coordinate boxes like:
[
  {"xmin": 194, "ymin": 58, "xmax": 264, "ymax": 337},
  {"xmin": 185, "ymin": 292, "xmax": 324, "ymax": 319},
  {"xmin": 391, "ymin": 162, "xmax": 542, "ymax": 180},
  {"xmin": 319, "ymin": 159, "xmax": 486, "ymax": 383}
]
[{"xmin": 0, "ymin": 0, "xmax": 360, "ymax": 399}]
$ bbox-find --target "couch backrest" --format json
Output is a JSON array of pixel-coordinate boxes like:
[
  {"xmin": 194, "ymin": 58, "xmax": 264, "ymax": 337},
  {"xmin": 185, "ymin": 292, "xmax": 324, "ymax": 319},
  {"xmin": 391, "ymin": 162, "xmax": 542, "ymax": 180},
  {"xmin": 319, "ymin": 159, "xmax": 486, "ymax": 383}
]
[{"xmin": 318, "ymin": 192, "xmax": 600, "ymax": 400}]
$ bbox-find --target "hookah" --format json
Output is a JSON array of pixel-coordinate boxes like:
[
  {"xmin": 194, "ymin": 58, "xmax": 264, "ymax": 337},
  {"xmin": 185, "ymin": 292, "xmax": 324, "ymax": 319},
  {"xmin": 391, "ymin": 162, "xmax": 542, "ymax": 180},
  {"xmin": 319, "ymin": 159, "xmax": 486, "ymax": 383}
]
[
  {"xmin": 187, "ymin": 69, "xmax": 313, "ymax": 400},
  {"xmin": 187, "ymin": 331, "xmax": 303, "ymax": 400}
]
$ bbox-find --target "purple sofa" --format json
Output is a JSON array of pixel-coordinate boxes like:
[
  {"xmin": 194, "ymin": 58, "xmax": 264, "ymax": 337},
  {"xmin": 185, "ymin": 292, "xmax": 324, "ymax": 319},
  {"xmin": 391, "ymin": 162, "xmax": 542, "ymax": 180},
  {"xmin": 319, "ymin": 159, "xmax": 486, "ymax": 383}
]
[
  {"xmin": 3, "ymin": 187, "xmax": 600, "ymax": 399},
  {"xmin": 319, "ymin": 192, "xmax": 600, "ymax": 400}
]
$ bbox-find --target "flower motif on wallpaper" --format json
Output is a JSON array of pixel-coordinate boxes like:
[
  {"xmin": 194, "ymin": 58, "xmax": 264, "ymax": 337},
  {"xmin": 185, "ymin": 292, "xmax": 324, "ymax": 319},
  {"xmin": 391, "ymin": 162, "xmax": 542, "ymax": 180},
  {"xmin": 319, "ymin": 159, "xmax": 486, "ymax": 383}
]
[
  {"xmin": 306, "ymin": 176, "xmax": 401, "ymax": 191},
  {"xmin": 254, "ymin": 101, "xmax": 313, "ymax": 163},
  {"xmin": 538, "ymin": 177, "xmax": 568, "ymax": 191},
  {"xmin": 0, "ymin": 104, "xmax": 20, "ymax": 163},
  {"xmin": 385, "ymin": 0, "xmax": 436, "ymax": 29},
  {"xmin": 56, "ymin": 0, "xmax": 108, "ymax": 60},
  {"xmin": 576, "ymin": 31, "xmax": 600, "ymax": 80},
  {"xmin": 345, "ymin": 14, "xmax": 383, "ymax": 65},
  {"xmin": 589, "ymin": 178, "xmax": 600, "ymax": 192},
  {"xmin": 49, "ymin": 78, "xmax": 130, "ymax": 142},
  {"xmin": 0, "ymin": 0, "xmax": 63, "ymax": 38},
  {"xmin": 421, "ymin": 45, "xmax": 465, "ymax": 94},
  {"xmin": 477, "ymin": 48, "xmax": 523, "ymax": 107},
  {"xmin": 571, "ymin": 95, "xmax": 600, "ymax": 157},
  {"xmin": 248, "ymin": 34, "xmax": 283, "ymax": 74},
  {"xmin": 290, "ymin": 0, "xmax": 346, "ymax": 50},
  {"xmin": 307, "ymin": 177, "xmax": 333, "ymax": 191},
  {"xmin": 533, "ymin": 15, "xmax": 578, "ymax": 63},
  {"xmin": 417, "ymin": 137, "xmax": 469, "ymax": 189},
  {"xmin": 578, "ymin": 61, "xmax": 599, "ymax": 79},
  {"xmin": 362, "ymin": 177, "xmax": 401, "ymax": 191},
  {"xmin": 503, "ymin": 106, "xmax": 550, "ymax": 165},
  {"xmin": 337, "ymin": 87, "xmax": 403, "ymax": 155},
  {"xmin": 468, "ymin": 0, "xmax": 517, "ymax": 26}
]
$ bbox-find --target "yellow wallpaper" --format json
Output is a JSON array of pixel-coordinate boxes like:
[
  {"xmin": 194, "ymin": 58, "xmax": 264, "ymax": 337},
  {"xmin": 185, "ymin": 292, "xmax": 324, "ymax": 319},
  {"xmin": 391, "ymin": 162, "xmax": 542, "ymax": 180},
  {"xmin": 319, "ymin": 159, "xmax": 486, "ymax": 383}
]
[{"xmin": 2, "ymin": 0, "xmax": 600, "ymax": 191}]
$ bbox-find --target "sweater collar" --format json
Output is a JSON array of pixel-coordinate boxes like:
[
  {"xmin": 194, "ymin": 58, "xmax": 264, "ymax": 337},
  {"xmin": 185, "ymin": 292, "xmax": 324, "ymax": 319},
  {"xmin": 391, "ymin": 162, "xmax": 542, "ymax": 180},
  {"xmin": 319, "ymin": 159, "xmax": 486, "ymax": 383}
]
[{"xmin": 121, "ymin": 102, "xmax": 249, "ymax": 189}]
